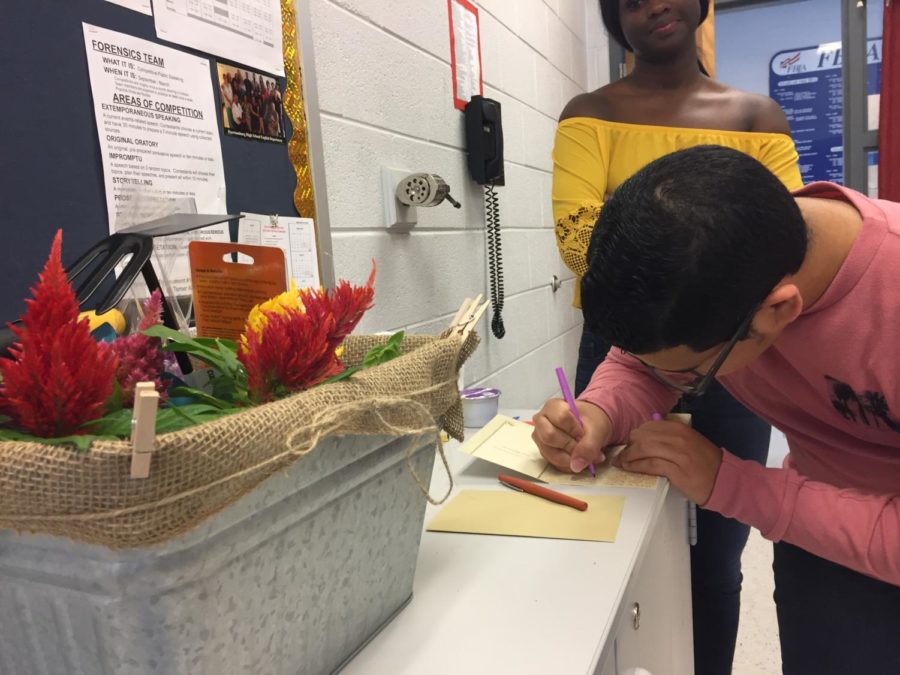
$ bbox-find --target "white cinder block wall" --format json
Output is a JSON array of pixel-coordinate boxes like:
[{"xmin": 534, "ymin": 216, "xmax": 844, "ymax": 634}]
[{"xmin": 308, "ymin": 0, "xmax": 607, "ymax": 407}]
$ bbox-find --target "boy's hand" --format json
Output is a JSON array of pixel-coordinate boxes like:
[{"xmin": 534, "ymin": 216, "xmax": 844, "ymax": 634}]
[
  {"xmin": 532, "ymin": 400, "xmax": 612, "ymax": 473},
  {"xmin": 614, "ymin": 420, "xmax": 723, "ymax": 505}
]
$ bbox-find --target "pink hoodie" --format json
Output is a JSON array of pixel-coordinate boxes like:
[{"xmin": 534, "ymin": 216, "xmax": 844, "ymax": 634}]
[{"xmin": 579, "ymin": 183, "xmax": 900, "ymax": 586}]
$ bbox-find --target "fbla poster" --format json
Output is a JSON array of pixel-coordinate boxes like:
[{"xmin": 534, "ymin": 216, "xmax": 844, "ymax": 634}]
[{"xmin": 769, "ymin": 39, "xmax": 882, "ymax": 185}]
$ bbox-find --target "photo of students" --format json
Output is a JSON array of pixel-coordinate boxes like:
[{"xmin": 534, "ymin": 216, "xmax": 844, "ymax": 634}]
[{"xmin": 216, "ymin": 63, "xmax": 285, "ymax": 143}]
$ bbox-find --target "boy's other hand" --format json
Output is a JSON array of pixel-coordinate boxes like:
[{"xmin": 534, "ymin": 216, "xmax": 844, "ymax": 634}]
[
  {"xmin": 532, "ymin": 400, "xmax": 612, "ymax": 473},
  {"xmin": 614, "ymin": 421, "xmax": 723, "ymax": 505}
]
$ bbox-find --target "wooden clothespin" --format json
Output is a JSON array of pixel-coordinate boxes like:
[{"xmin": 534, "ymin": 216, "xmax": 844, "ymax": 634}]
[
  {"xmin": 467, "ymin": 294, "xmax": 484, "ymax": 320},
  {"xmin": 130, "ymin": 382, "xmax": 160, "ymax": 479},
  {"xmin": 459, "ymin": 300, "xmax": 489, "ymax": 341},
  {"xmin": 447, "ymin": 295, "xmax": 489, "ymax": 342},
  {"xmin": 449, "ymin": 297, "xmax": 473, "ymax": 330}
]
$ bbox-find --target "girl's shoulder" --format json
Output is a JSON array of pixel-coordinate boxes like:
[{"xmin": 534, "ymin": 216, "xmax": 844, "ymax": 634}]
[
  {"xmin": 558, "ymin": 81, "xmax": 629, "ymax": 123},
  {"xmin": 704, "ymin": 81, "xmax": 792, "ymax": 134},
  {"xmin": 559, "ymin": 79, "xmax": 792, "ymax": 137}
]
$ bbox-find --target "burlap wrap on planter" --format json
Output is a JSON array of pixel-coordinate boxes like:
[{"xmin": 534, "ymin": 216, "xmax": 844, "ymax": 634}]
[{"xmin": 0, "ymin": 331, "xmax": 478, "ymax": 548}]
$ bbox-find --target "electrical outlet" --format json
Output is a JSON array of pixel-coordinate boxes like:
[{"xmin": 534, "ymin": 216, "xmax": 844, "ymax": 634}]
[{"xmin": 382, "ymin": 167, "xmax": 417, "ymax": 232}]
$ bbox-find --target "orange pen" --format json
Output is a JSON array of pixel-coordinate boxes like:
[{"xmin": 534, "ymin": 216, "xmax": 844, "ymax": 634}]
[{"xmin": 498, "ymin": 474, "xmax": 589, "ymax": 512}]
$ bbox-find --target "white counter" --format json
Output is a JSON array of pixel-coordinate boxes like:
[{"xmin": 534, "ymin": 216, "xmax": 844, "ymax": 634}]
[{"xmin": 342, "ymin": 411, "xmax": 694, "ymax": 675}]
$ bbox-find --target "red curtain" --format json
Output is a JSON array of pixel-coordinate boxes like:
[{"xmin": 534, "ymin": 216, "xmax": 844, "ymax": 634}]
[{"xmin": 880, "ymin": 1, "xmax": 900, "ymax": 201}]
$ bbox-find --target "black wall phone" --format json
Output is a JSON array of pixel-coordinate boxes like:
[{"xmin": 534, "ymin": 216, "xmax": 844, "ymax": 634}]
[
  {"xmin": 464, "ymin": 95, "xmax": 505, "ymax": 338},
  {"xmin": 465, "ymin": 95, "xmax": 505, "ymax": 186}
]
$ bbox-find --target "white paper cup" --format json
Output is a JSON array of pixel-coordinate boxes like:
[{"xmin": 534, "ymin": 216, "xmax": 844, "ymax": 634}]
[{"xmin": 461, "ymin": 388, "xmax": 501, "ymax": 428}]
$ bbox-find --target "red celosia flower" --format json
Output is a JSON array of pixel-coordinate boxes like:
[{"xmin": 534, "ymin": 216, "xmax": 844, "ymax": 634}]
[
  {"xmin": 238, "ymin": 262, "xmax": 376, "ymax": 403},
  {"xmin": 239, "ymin": 293, "xmax": 342, "ymax": 403},
  {"xmin": 324, "ymin": 261, "xmax": 376, "ymax": 342},
  {"xmin": 0, "ymin": 230, "xmax": 118, "ymax": 437},
  {"xmin": 110, "ymin": 289, "xmax": 168, "ymax": 406}
]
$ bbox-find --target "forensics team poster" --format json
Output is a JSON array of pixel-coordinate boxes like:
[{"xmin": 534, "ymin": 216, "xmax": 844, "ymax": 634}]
[{"xmin": 83, "ymin": 23, "xmax": 228, "ymax": 294}]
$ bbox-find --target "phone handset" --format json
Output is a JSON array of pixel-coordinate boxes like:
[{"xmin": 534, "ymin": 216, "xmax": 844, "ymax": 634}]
[{"xmin": 464, "ymin": 95, "xmax": 505, "ymax": 339}]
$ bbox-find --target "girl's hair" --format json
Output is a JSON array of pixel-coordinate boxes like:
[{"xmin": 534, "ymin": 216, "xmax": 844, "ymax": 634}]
[{"xmin": 599, "ymin": 0, "xmax": 710, "ymax": 74}]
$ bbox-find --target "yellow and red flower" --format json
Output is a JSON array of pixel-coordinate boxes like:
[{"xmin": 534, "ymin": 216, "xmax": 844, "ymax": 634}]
[
  {"xmin": 238, "ymin": 263, "xmax": 375, "ymax": 403},
  {"xmin": 241, "ymin": 280, "xmax": 304, "ymax": 345}
]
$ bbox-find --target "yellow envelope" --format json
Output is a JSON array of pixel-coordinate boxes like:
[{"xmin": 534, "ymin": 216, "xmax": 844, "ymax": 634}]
[{"xmin": 426, "ymin": 490, "xmax": 625, "ymax": 543}]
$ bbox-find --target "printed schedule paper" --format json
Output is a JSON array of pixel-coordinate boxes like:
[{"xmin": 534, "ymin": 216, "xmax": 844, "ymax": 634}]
[
  {"xmin": 238, "ymin": 213, "xmax": 321, "ymax": 289},
  {"xmin": 152, "ymin": 0, "xmax": 284, "ymax": 76}
]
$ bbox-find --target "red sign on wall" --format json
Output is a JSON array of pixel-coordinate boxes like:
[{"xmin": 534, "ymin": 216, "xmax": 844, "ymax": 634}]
[{"xmin": 448, "ymin": 0, "xmax": 483, "ymax": 110}]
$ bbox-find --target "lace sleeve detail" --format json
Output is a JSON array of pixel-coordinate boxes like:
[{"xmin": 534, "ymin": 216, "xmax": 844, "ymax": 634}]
[{"xmin": 555, "ymin": 203, "xmax": 602, "ymax": 279}]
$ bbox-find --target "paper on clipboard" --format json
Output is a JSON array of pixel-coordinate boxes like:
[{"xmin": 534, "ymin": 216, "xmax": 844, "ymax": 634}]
[
  {"xmin": 238, "ymin": 212, "xmax": 320, "ymax": 289},
  {"xmin": 458, "ymin": 415, "xmax": 662, "ymax": 489}
]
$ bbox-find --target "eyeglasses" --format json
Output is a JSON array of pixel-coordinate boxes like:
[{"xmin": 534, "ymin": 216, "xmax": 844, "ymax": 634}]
[{"xmin": 627, "ymin": 310, "xmax": 756, "ymax": 398}]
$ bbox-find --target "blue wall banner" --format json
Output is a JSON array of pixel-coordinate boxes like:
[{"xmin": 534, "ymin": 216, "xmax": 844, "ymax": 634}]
[{"xmin": 769, "ymin": 39, "xmax": 882, "ymax": 184}]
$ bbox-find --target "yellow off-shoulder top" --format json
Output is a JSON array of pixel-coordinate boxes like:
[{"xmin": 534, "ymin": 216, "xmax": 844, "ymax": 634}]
[{"xmin": 553, "ymin": 117, "xmax": 804, "ymax": 307}]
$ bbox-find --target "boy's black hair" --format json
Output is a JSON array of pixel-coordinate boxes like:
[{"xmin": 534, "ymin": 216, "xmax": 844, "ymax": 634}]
[{"xmin": 581, "ymin": 145, "xmax": 808, "ymax": 354}]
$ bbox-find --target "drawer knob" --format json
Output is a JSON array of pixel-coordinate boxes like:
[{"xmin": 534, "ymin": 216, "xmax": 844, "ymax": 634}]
[{"xmin": 632, "ymin": 601, "xmax": 641, "ymax": 630}]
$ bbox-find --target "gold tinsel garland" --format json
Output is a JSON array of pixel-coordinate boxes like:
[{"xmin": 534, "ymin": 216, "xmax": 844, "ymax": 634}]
[{"xmin": 281, "ymin": 0, "xmax": 317, "ymax": 221}]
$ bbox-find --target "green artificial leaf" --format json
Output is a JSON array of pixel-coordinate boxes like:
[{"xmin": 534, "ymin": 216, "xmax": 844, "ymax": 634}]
[
  {"xmin": 0, "ymin": 427, "xmax": 111, "ymax": 451},
  {"xmin": 143, "ymin": 326, "xmax": 228, "ymax": 368},
  {"xmin": 209, "ymin": 338, "xmax": 249, "ymax": 404},
  {"xmin": 143, "ymin": 325, "xmax": 248, "ymax": 403},
  {"xmin": 160, "ymin": 339, "xmax": 225, "ymax": 367},
  {"xmin": 0, "ymin": 398, "xmax": 239, "ymax": 451},
  {"xmin": 325, "ymin": 331, "xmax": 406, "ymax": 384},
  {"xmin": 214, "ymin": 338, "xmax": 242, "ymax": 372},
  {"xmin": 88, "ymin": 408, "xmax": 135, "ymax": 438},
  {"xmin": 142, "ymin": 325, "xmax": 200, "ymax": 343},
  {"xmin": 388, "ymin": 329, "xmax": 405, "ymax": 349},
  {"xmin": 170, "ymin": 385, "xmax": 235, "ymax": 410},
  {"xmin": 0, "ymin": 410, "xmax": 131, "ymax": 450},
  {"xmin": 359, "ymin": 330, "xmax": 406, "ymax": 372},
  {"xmin": 324, "ymin": 365, "xmax": 362, "ymax": 385},
  {"xmin": 193, "ymin": 336, "xmax": 239, "ymax": 352},
  {"xmin": 0, "ymin": 414, "xmax": 12, "ymax": 426},
  {"xmin": 363, "ymin": 330, "xmax": 405, "ymax": 366},
  {"xmin": 105, "ymin": 379, "xmax": 125, "ymax": 414},
  {"xmin": 166, "ymin": 405, "xmax": 203, "ymax": 426},
  {"xmin": 154, "ymin": 404, "xmax": 238, "ymax": 433}
]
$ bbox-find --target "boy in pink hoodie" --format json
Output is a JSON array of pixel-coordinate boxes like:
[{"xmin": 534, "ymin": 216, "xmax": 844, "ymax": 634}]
[{"xmin": 533, "ymin": 146, "xmax": 899, "ymax": 673}]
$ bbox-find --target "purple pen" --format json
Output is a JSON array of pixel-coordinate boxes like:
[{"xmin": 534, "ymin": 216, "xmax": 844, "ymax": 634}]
[{"xmin": 554, "ymin": 367, "xmax": 596, "ymax": 477}]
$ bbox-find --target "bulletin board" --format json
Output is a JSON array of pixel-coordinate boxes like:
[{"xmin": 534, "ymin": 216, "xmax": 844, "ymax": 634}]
[
  {"xmin": 0, "ymin": 0, "xmax": 319, "ymax": 320},
  {"xmin": 769, "ymin": 38, "xmax": 882, "ymax": 185}
]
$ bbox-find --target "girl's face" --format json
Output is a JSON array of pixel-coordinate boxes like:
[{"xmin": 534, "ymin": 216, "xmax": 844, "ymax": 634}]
[{"xmin": 618, "ymin": 0, "xmax": 701, "ymax": 60}]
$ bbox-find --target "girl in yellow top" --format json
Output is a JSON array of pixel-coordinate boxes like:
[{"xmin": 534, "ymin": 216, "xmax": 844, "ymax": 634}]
[
  {"xmin": 555, "ymin": 123, "xmax": 802, "ymax": 306},
  {"xmin": 550, "ymin": 1, "xmax": 802, "ymax": 674}
]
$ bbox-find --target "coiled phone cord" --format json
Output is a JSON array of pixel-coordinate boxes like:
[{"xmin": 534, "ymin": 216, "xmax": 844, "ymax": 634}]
[{"xmin": 485, "ymin": 183, "xmax": 505, "ymax": 339}]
